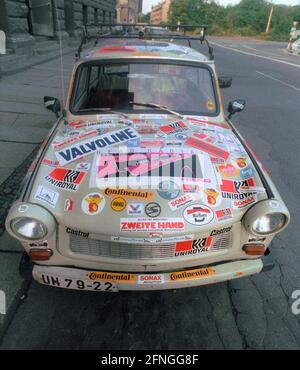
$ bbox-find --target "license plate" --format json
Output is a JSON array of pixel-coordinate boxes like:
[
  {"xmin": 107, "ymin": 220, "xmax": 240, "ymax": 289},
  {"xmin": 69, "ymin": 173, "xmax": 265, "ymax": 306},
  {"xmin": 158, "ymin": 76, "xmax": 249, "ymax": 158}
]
[{"xmin": 37, "ymin": 273, "xmax": 118, "ymax": 292}]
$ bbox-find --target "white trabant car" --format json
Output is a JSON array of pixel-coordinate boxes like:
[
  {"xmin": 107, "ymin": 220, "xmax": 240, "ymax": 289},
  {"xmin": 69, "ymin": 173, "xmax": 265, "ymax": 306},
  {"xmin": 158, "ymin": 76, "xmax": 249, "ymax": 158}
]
[{"xmin": 5, "ymin": 28, "xmax": 290, "ymax": 292}]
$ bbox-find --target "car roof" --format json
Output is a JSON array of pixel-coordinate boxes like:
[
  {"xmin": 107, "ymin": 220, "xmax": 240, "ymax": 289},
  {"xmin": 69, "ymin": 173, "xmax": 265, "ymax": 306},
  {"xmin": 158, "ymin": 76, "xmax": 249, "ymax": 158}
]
[{"xmin": 81, "ymin": 40, "xmax": 210, "ymax": 63}]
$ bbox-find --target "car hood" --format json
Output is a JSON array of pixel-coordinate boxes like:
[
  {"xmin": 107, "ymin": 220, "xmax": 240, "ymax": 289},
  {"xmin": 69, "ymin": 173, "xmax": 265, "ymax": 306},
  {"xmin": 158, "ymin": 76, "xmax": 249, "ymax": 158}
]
[{"xmin": 29, "ymin": 114, "xmax": 268, "ymax": 237}]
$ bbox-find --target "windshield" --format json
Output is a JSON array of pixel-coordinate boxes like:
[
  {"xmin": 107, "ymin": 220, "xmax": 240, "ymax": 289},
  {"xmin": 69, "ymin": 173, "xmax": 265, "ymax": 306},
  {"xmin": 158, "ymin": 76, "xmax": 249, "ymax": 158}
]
[{"xmin": 71, "ymin": 62, "xmax": 218, "ymax": 115}]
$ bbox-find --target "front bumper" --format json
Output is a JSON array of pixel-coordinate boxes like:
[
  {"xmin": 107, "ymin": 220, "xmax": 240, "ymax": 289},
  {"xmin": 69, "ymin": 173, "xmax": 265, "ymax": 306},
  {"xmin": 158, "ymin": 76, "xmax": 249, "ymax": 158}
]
[{"xmin": 31, "ymin": 256, "xmax": 274, "ymax": 291}]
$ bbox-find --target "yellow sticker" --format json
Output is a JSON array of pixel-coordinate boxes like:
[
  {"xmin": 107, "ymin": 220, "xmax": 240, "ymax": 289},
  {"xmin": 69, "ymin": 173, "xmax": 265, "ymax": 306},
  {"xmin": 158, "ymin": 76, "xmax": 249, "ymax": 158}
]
[
  {"xmin": 104, "ymin": 188, "xmax": 153, "ymax": 201},
  {"xmin": 87, "ymin": 272, "xmax": 136, "ymax": 283},
  {"xmin": 206, "ymin": 100, "xmax": 215, "ymax": 111},
  {"xmin": 132, "ymin": 51, "xmax": 161, "ymax": 57},
  {"xmin": 169, "ymin": 267, "xmax": 215, "ymax": 282},
  {"xmin": 111, "ymin": 197, "xmax": 126, "ymax": 212}
]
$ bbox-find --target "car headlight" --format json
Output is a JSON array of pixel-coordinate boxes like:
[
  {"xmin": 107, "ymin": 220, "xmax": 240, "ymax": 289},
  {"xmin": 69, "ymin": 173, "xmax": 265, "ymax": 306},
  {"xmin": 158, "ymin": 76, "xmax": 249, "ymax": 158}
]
[
  {"xmin": 243, "ymin": 199, "xmax": 290, "ymax": 236},
  {"xmin": 10, "ymin": 217, "xmax": 48, "ymax": 240}
]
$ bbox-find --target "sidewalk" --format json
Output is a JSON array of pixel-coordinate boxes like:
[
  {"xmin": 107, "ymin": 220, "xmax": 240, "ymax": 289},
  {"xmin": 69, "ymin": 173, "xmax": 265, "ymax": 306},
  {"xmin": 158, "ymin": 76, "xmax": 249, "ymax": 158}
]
[{"xmin": 0, "ymin": 51, "xmax": 74, "ymax": 341}]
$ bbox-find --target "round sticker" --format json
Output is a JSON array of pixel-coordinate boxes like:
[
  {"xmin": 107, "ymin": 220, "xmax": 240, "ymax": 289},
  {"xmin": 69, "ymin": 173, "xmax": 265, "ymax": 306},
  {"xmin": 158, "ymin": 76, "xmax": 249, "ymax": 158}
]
[
  {"xmin": 206, "ymin": 100, "xmax": 215, "ymax": 111},
  {"xmin": 82, "ymin": 193, "xmax": 106, "ymax": 215},
  {"xmin": 157, "ymin": 181, "xmax": 180, "ymax": 200},
  {"xmin": 231, "ymin": 156, "xmax": 248, "ymax": 169},
  {"xmin": 183, "ymin": 204, "xmax": 214, "ymax": 226},
  {"xmin": 111, "ymin": 197, "xmax": 126, "ymax": 212},
  {"xmin": 145, "ymin": 202, "xmax": 161, "ymax": 218},
  {"xmin": 201, "ymin": 188, "xmax": 221, "ymax": 208}
]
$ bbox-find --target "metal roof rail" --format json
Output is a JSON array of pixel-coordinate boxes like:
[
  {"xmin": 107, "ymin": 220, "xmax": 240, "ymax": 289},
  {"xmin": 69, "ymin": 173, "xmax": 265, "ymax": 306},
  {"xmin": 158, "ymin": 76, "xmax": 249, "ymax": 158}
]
[{"xmin": 76, "ymin": 23, "xmax": 214, "ymax": 60}]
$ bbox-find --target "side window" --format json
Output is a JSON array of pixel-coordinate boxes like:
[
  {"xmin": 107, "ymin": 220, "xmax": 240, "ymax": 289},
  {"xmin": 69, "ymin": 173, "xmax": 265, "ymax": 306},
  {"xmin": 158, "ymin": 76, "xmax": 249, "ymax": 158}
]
[
  {"xmin": 89, "ymin": 66, "xmax": 99, "ymax": 89},
  {"xmin": 74, "ymin": 66, "xmax": 89, "ymax": 105}
]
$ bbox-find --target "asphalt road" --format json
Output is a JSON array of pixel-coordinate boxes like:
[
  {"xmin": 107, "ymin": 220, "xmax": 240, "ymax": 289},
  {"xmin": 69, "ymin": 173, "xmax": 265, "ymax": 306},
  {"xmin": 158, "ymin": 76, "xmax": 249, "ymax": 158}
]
[{"xmin": 1, "ymin": 38, "xmax": 300, "ymax": 350}]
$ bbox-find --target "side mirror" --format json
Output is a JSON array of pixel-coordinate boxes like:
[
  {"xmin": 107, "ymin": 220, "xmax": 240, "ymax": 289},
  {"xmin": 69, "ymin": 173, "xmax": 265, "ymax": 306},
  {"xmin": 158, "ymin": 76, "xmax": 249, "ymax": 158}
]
[
  {"xmin": 44, "ymin": 96, "xmax": 61, "ymax": 117},
  {"xmin": 219, "ymin": 76, "xmax": 232, "ymax": 88},
  {"xmin": 227, "ymin": 99, "xmax": 246, "ymax": 119}
]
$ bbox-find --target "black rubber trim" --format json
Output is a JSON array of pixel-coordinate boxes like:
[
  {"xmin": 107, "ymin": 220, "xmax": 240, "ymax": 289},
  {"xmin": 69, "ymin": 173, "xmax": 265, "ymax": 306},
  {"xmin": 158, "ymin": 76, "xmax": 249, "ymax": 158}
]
[{"xmin": 261, "ymin": 252, "xmax": 275, "ymax": 272}]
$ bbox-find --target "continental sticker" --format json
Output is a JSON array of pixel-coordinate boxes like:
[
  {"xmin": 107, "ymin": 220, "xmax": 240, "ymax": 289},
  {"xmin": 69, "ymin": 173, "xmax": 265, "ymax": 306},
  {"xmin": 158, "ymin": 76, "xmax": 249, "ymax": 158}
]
[
  {"xmin": 87, "ymin": 271, "xmax": 136, "ymax": 283},
  {"xmin": 104, "ymin": 188, "xmax": 153, "ymax": 201},
  {"xmin": 169, "ymin": 267, "xmax": 215, "ymax": 281}
]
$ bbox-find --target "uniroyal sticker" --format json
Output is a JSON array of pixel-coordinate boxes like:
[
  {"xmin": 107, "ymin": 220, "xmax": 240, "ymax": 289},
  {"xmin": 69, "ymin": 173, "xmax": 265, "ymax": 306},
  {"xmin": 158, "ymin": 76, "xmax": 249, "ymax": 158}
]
[
  {"xmin": 81, "ymin": 193, "xmax": 106, "ymax": 215},
  {"xmin": 220, "ymin": 178, "xmax": 257, "ymax": 200},
  {"xmin": 55, "ymin": 127, "xmax": 140, "ymax": 166},
  {"xmin": 183, "ymin": 204, "xmax": 214, "ymax": 226},
  {"xmin": 120, "ymin": 218, "xmax": 185, "ymax": 232},
  {"xmin": 175, "ymin": 237, "xmax": 214, "ymax": 256},
  {"xmin": 34, "ymin": 185, "xmax": 59, "ymax": 208},
  {"xmin": 160, "ymin": 121, "xmax": 188, "ymax": 134},
  {"xmin": 215, "ymin": 208, "xmax": 233, "ymax": 222},
  {"xmin": 168, "ymin": 194, "xmax": 196, "ymax": 211},
  {"xmin": 137, "ymin": 275, "xmax": 164, "ymax": 284},
  {"xmin": 45, "ymin": 168, "xmax": 86, "ymax": 192}
]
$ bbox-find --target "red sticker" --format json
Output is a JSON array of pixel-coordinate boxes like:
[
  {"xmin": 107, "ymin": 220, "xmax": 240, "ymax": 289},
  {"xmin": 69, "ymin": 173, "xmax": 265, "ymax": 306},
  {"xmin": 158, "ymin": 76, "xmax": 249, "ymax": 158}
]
[
  {"xmin": 185, "ymin": 137, "xmax": 230, "ymax": 160},
  {"xmin": 160, "ymin": 121, "xmax": 187, "ymax": 134},
  {"xmin": 45, "ymin": 168, "xmax": 86, "ymax": 192}
]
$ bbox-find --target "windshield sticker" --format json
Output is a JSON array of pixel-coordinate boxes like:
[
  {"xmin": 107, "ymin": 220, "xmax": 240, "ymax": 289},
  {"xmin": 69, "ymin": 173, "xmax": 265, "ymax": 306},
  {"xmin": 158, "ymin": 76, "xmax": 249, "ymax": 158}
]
[
  {"xmin": 34, "ymin": 185, "xmax": 59, "ymax": 209},
  {"xmin": 206, "ymin": 101, "xmax": 215, "ymax": 111},
  {"xmin": 120, "ymin": 218, "xmax": 185, "ymax": 232},
  {"xmin": 183, "ymin": 204, "xmax": 214, "ymax": 226},
  {"xmin": 45, "ymin": 168, "xmax": 86, "ymax": 192},
  {"xmin": 104, "ymin": 64, "xmax": 130, "ymax": 74},
  {"xmin": 55, "ymin": 127, "xmax": 140, "ymax": 166},
  {"xmin": 81, "ymin": 193, "xmax": 106, "ymax": 215}
]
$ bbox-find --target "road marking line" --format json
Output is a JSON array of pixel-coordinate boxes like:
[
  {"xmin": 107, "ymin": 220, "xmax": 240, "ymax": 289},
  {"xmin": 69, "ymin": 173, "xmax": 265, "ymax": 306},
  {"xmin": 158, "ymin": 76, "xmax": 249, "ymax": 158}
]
[
  {"xmin": 211, "ymin": 41, "xmax": 300, "ymax": 69},
  {"xmin": 256, "ymin": 71, "xmax": 300, "ymax": 92}
]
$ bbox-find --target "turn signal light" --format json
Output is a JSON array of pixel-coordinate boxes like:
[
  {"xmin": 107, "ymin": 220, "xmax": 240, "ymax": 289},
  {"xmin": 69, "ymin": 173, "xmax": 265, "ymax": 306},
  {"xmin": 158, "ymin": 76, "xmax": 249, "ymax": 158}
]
[
  {"xmin": 29, "ymin": 248, "xmax": 53, "ymax": 261},
  {"xmin": 242, "ymin": 244, "xmax": 265, "ymax": 256}
]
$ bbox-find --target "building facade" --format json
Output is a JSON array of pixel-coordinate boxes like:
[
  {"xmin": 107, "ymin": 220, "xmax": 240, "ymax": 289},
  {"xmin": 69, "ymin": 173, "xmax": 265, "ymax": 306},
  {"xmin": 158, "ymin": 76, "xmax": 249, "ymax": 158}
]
[
  {"xmin": 0, "ymin": 0, "xmax": 116, "ymax": 55},
  {"xmin": 116, "ymin": 0, "xmax": 141, "ymax": 24},
  {"xmin": 150, "ymin": 0, "xmax": 171, "ymax": 25}
]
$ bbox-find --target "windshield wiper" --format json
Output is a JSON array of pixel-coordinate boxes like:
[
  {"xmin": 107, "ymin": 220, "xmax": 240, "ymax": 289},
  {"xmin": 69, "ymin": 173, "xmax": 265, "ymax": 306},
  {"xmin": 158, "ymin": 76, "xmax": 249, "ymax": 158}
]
[
  {"xmin": 130, "ymin": 102, "xmax": 184, "ymax": 119},
  {"xmin": 76, "ymin": 108, "xmax": 129, "ymax": 119}
]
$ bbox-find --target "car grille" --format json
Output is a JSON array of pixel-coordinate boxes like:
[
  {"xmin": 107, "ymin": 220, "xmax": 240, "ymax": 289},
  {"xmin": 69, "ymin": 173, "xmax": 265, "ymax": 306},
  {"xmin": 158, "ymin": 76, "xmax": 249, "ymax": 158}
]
[{"xmin": 68, "ymin": 232, "xmax": 233, "ymax": 260}]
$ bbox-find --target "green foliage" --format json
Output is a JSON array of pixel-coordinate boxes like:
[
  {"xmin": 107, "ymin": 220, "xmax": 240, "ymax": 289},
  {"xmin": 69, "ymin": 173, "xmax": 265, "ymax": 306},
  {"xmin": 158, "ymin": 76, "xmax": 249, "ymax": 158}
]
[{"xmin": 168, "ymin": 0, "xmax": 300, "ymax": 41}]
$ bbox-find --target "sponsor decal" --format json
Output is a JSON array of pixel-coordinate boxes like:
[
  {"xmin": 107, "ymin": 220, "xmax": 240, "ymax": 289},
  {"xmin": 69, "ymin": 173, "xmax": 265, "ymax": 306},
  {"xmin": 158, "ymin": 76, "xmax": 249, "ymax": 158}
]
[
  {"xmin": 160, "ymin": 121, "xmax": 188, "ymax": 134},
  {"xmin": 168, "ymin": 194, "xmax": 195, "ymax": 211},
  {"xmin": 216, "ymin": 164, "xmax": 239, "ymax": 178},
  {"xmin": 55, "ymin": 127, "xmax": 139, "ymax": 165},
  {"xmin": 28, "ymin": 241, "xmax": 48, "ymax": 248},
  {"xmin": 127, "ymin": 138, "xmax": 140, "ymax": 147},
  {"xmin": 220, "ymin": 178, "xmax": 258, "ymax": 207},
  {"xmin": 193, "ymin": 132, "xmax": 216, "ymax": 144},
  {"xmin": 111, "ymin": 234, "xmax": 193, "ymax": 244},
  {"xmin": 186, "ymin": 117, "xmax": 229, "ymax": 129},
  {"xmin": 87, "ymin": 271, "xmax": 136, "ymax": 283},
  {"xmin": 232, "ymin": 196, "xmax": 256, "ymax": 209},
  {"xmin": 248, "ymin": 236, "xmax": 266, "ymax": 243},
  {"xmin": 210, "ymin": 157, "xmax": 225, "ymax": 165},
  {"xmin": 34, "ymin": 185, "xmax": 59, "ymax": 208},
  {"xmin": 64, "ymin": 199, "xmax": 73, "ymax": 212},
  {"xmin": 231, "ymin": 156, "xmax": 249, "ymax": 169},
  {"xmin": 145, "ymin": 202, "xmax": 161, "ymax": 218},
  {"xmin": 18, "ymin": 204, "xmax": 29, "ymax": 213},
  {"xmin": 111, "ymin": 197, "xmax": 126, "ymax": 212},
  {"xmin": 138, "ymin": 275, "xmax": 164, "ymax": 284},
  {"xmin": 127, "ymin": 203, "xmax": 144, "ymax": 216},
  {"xmin": 42, "ymin": 159, "xmax": 60, "ymax": 167},
  {"xmin": 175, "ymin": 237, "xmax": 214, "ymax": 256},
  {"xmin": 120, "ymin": 218, "xmax": 185, "ymax": 232},
  {"xmin": 66, "ymin": 227, "xmax": 89, "ymax": 238},
  {"xmin": 104, "ymin": 188, "xmax": 153, "ymax": 201},
  {"xmin": 210, "ymin": 226, "xmax": 232, "ymax": 236},
  {"xmin": 201, "ymin": 188, "xmax": 221, "ymax": 207},
  {"xmin": 169, "ymin": 267, "xmax": 215, "ymax": 281},
  {"xmin": 165, "ymin": 140, "xmax": 183, "ymax": 146},
  {"xmin": 186, "ymin": 136, "xmax": 230, "ymax": 160},
  {"xmin": 183, "ymin": 204, "xmax": 214, "ymax": 226},
  {"xmin": 175, "ymin": 133, "xmax": 188, "ymax": 141},
  {"xmin": 73, "ymin": 120, "xmax": 116, "ymax": 130},
  {"xmin": 140, "ymin": 140, "xmax": 164, "ymax": 147},
  {"xmin": 157, "ymin": 181, "xmax": 181, "ymax": 200},
  {"xmin": 45, "ymin": 168, "xmax": 86, "ymax": 192},
  {"xmin": 76, "ymin": 162, "xmax": 90, "ymax": 171},
  {"xmin": 240, "ymin": 166, "xmax": 255, "ymax": 179},
  {"xmin": 136, "ymin": 125, "xmax": 158, "ymax": 134},
  {"xmin": 206, "ymin": 100, "xmax": 215, "ymax": 111},
  {"xmin": 52, "ymin": 129, "xmax": 97, "ymax": 149},
  {"xmin": 82, "ymin": 193, "xmax": 106, "ymax": 215},
  {"xmin": 216, "ymin": 208, "xmax": 233, "ymax": 222}
]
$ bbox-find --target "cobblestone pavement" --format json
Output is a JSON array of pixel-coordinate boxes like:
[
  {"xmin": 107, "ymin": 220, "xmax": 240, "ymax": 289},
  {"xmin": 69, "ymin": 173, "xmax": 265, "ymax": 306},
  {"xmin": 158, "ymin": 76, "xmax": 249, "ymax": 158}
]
[{"xmin": 0, "ymin": 38, "xmax": 300, "ymax": 350}]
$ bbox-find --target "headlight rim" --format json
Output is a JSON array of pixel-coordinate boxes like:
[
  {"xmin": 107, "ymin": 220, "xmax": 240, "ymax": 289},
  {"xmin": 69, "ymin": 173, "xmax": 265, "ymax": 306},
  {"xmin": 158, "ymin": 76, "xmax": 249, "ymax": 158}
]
[
  {"xmin": 10, "ymin": 216, "xmax": 48, "ymax": 241},
  {"xmin": 250, "ymin": 212, "xmax": 288, "ymax": 236}
]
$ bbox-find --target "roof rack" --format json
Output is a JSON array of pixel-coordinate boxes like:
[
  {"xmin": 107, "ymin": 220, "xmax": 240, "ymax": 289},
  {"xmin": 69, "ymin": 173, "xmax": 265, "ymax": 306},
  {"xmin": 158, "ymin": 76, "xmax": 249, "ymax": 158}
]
[{"xmin": 76, "ymin": 23, "xmax": 214, "ymax": 61}]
